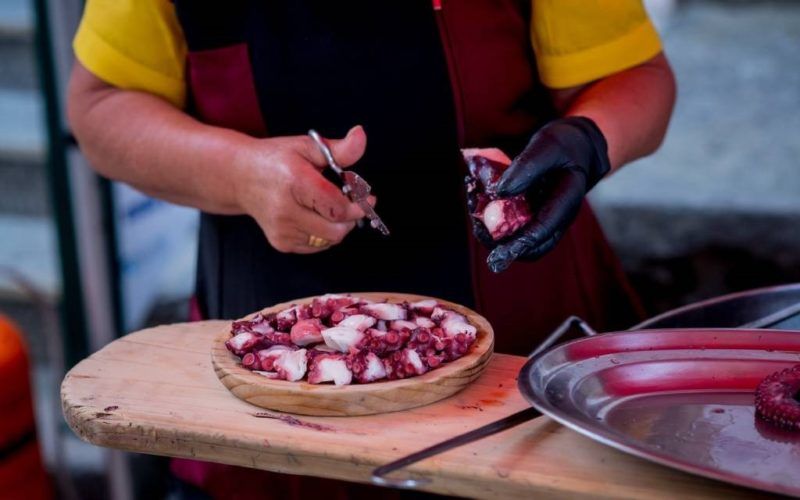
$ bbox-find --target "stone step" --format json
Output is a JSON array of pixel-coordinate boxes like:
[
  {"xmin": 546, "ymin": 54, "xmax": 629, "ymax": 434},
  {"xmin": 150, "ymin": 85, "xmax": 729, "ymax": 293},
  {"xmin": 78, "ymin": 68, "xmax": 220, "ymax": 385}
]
[
  {"xmin": 0, "ymin": 214, "xmax": 59, "ymax": 303},
  {"xmin": 0, "ymin": 34, "xmax": 37, "ymax": 90},
  {"xmin": 0, "ymin": 157, "xmax": 49, "ymax": 215},
  {"xmin": 0, "ymin": 0, "xmax": 38, "ymax": 90},
  {"xmin": 0, "ymin": 89, "xmax": 47, "ymax": 215},
  {"xmin": 0, "ymin": 0, "xmax": 33, "ymax": 38},
  {"xmin": 0, "ymin": 88, "xmax": 45, "ymax": 160}
]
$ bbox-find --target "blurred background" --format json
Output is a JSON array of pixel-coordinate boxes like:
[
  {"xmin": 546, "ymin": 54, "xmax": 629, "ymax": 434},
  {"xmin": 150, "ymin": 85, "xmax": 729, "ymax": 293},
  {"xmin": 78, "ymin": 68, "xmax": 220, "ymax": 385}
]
[{"xmin": 0, "ymin": 0, "xmax": 797, "ymax": 498}]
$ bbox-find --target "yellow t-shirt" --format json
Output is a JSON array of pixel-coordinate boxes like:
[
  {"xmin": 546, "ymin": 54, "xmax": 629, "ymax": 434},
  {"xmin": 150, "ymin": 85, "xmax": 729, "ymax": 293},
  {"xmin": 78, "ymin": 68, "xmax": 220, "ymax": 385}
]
[{"xmin": 73, "ymin": 0, "xmax": 662, "ymax": 109}]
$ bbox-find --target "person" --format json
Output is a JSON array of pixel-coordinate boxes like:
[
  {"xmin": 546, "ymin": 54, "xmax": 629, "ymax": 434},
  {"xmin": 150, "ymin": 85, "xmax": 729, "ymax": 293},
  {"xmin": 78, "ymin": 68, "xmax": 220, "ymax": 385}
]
[{"xmin": 68, "ymin": 0, "xmax": 675, "ymax": 497}]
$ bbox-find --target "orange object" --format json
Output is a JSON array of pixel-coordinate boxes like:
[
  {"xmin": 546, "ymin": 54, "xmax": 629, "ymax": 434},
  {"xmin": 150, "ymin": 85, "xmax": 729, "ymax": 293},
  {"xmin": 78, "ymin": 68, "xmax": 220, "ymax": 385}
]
[{"xmin": 0, "ymin": 315, "xmax": 52, "ymax": 500}]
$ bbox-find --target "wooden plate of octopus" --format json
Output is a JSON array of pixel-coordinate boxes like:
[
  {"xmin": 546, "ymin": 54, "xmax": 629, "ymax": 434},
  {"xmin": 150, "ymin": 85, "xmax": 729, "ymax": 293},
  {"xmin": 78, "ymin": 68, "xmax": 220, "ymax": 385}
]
[{"xmin": 211, "ymin": 292, "xmax": 494, "ymax": 416}]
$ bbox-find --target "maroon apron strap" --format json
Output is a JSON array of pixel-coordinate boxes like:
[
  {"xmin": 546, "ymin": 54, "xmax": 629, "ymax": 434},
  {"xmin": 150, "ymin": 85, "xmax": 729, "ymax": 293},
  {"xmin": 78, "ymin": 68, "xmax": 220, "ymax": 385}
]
[{"xmin": 187, "ymin": 43, "xmax": 267, "ymax": 136}]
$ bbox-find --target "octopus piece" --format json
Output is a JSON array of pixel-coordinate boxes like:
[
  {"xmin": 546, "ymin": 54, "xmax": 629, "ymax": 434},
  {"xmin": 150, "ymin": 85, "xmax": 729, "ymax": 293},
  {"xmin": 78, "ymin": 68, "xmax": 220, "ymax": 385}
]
[
  {"xmin": 383, "ymin": 349, "xmax": 428, "ymax": 380},
  {"xmin": 463, "ymin": 148, "xmax": 509, "ymax": 189},
  {"xmin": 231, "ymin": 313, "xmax": 275, "ymax": 336},
  {"xmin": 308, "ymin": 344, "xmax": 337, "ymax": 355},
  {"xmin": 390, "ymin": 320, "xmax": 418, "ymax": 332},
  {"xmin": 755, "ymin": 364, "xmax": 800, "ymax": 431},
  {"xmin": 336, "ymin": 314, "xmax": 377, "ymax": 332},
  {"xmin": 308, "ymin": 353, "xmax": 353, "ymax": 385},
  {"xmin": 431, "ymin": 307, "xmax": 448, "ymax": 322},
  {"xmin": 440, "ymin": 315, "xmax": 477, "ymax": 339},
  {"xmin": 241, "ymin": 352, "xmax": 260, "ymax": 371},
  {"xmin": 321, "ymin": 293, "xmax": 361, "ymax": 310},
  {"xmin": 254, "ymin": 345, "xmax": 295, "ymax": 371},
  {"xmin": 310, "ymin": 295, "xmax": 356, "ymax": 320},
  {"xmin": 463, "ymin": 150, "xmax": 532, "ymax": 241},
  {"xmin": 432, "ymin": 307, "xmax": 477, "ymax": 339},
  {"xmin": 361, "ymin": 303, "xmax": 408, "ymax": 321},
  {"xmin": 321, "ymin": 326, "xmax": 365, "ymax": 353},
  {"xmin": 357, "ymin": 328, "xmax": 406, "ymax": 356},
  {"xmin": 262, "ymin": 330, "xmax": 293, "ymax": 347},
  {"xmin": 409, "ymin": 299, "xmax": 438, "ymax": 316},
  {"xmin": 406, "ymin": 329, "xmax": 450, "ymax": 368},
  {"xmin": 290, "ymin": 318, "xmax": 324, "ymax": 346},
  {"xmin": 309, "ymin": 299, "xmax": 331, "ymax": 320},
  {"xmin": 442, "ymin": 333, "xmax": 474, "ymax": 361},
  {"xmin": 225, "ymin": 331, "xmax": 262, "ymax": 357},
  {"xmin": 407, "ymin": 328, "xmax": 437, "ymax": 355},
  {"xmin": 477, "ymin": 198, "xmax": 532, "ymax": 241},
  {"xmin": 348, "ymin": 350, "xmax": 388, "ymax": 383},
  {"xmin": 272, "ymin": 348, "xmax": 308, "ymax": 382},
  {"xmin": 275, "ymin": 307, "xmax": 298, "ymax": 331},
  {"xmin": 329, "ymin": 306, "xmax": 360, "ymax": 324},
  {"xmin": 413, "ymin": 316, "xmax": 436, "ymax": 329}
]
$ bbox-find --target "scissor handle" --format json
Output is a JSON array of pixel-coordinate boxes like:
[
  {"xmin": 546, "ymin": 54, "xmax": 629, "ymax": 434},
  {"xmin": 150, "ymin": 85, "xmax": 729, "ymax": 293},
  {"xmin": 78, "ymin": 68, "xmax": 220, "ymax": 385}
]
[{"xmin": 308, "ymin": 129, "xmax": 345, "ymax": 176}]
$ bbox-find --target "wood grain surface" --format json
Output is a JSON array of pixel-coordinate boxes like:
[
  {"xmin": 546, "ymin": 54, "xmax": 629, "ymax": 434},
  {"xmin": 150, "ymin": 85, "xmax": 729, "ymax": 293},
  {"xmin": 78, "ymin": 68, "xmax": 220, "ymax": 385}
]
[
  {"xmin": 62, "ymin": 321, "xmax": 760, "ymax": 499},
  {"xmin": 212, "ymin": 293, "xmax": 494, "ymax": 416}
]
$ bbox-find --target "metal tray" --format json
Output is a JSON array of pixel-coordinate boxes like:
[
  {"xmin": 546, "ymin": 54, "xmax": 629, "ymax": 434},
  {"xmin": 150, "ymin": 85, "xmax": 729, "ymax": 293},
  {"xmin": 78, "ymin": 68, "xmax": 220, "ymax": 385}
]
[{"xmin": 519, "ymin": 328, "xmax": 800, "ymax": 497}]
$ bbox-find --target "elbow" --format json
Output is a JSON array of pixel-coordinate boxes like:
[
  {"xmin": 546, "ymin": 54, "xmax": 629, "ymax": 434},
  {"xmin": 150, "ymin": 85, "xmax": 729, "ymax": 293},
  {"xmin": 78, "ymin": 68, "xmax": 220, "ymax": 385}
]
[
  {"xmin": 66, "ymin": 64, "xmax": 92, "ymax": 152},
  {"xmin": 644, "ymin": 53, "xmax": 677, "ymax": 156},
  {"xmin": 66, "ymin": 62, "xmax": 117, "ymax": 177}
]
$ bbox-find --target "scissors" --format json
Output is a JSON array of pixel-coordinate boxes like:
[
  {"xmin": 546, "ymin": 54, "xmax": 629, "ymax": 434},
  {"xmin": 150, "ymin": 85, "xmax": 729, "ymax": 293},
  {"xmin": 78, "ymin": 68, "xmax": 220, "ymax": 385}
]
[{"xmin": 308, "ymin": 129, "xmax": 390, "ymax": 236}]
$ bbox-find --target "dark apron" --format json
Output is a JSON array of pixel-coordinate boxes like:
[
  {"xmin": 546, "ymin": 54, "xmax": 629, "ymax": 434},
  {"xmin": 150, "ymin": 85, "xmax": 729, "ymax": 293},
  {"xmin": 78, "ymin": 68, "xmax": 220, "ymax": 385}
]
[
  {"xmin": 175, "ymin": 0, "xmax": 640, "ymax": 354},
  {"xmin": 177, "ymin": 0, "xmax": 642, "ymax": 355},
  {"xmin": 172, "ymin": 1, "xmax": 644, "ymax": 496}
]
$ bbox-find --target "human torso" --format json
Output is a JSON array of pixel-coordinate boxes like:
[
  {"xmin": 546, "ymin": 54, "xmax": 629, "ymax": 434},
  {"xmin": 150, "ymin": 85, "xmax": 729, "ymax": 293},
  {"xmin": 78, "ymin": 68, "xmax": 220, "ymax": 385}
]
[{"xmin": 179, "ymin": 0, "xmax": 551, "ymax": 320}]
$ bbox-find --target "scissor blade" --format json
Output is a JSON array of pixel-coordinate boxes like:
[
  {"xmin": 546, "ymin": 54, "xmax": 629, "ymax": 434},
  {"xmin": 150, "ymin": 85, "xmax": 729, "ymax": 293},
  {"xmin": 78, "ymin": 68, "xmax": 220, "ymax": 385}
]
[
  {"xmin": 341, "ymin": 171, "xmax": 389, "ymax": 235},
  {"xmin": 342, "ymin": 171, "xmax": 371, "ymax": 198},
  {"xmin": 357, "ymin": 199, "xmax": 390, "ymax": 236}
]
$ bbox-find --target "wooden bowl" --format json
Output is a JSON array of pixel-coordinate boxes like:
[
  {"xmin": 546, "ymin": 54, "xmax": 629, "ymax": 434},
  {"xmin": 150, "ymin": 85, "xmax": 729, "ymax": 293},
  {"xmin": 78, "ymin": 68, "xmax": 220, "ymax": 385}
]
[{"xmin": 211, "ymin": 292, "xmax": 494, "ymax": 416}]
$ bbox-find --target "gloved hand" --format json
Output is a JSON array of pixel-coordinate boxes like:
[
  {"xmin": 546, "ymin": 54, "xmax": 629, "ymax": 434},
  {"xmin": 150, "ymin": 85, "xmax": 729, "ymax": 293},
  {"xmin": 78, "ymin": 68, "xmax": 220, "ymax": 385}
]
[{"xmin": 486, "ymin": 116, "xmax": 611, "ymax": 273}]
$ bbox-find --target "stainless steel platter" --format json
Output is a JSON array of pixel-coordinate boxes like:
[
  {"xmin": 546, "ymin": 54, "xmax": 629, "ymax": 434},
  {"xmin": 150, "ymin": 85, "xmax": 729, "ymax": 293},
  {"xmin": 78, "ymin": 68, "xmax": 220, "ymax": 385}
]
[{"xmin": 519, "ymin": 328, "xmax": 800, "ymax": 497}]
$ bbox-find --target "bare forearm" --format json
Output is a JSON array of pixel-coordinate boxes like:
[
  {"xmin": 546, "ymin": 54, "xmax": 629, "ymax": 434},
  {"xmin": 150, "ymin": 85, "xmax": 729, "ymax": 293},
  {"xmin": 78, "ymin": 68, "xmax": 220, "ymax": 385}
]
[
  {"xmin": 556, "ymin": 54, "xmax": 677, "ymax": 171},
  {"xmin": 67, "ymin": 63, "xmax": 253, "ymax": 214},
  {"xmin": 68, "ymin": 62, "xmax": 372, "ymax": 254}
]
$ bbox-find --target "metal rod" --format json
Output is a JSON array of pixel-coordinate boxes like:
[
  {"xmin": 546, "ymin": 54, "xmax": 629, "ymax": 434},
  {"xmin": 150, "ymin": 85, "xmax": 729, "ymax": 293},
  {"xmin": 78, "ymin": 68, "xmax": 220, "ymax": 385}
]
[
  {"xmin": 371, "ymin": 407, "xmax": 540, "ymax": 489},
  {"xmin": 740, "ymin": 301, "xmax": 800, "ymax": 329},
  {"xmin": 529, "ymin": 315, "xmax": 597, "ymax": 359}
]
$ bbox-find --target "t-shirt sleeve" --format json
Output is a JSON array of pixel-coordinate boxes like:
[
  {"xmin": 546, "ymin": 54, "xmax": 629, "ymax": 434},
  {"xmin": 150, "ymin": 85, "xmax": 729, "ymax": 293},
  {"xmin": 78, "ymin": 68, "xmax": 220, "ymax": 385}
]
[
  {"xmin": 73, "ymin": 0, "xmax": 187, "ymax": 107},
  {"xmin": 531, "ymin": 0, "xmax": 663, "ymax": 89}
]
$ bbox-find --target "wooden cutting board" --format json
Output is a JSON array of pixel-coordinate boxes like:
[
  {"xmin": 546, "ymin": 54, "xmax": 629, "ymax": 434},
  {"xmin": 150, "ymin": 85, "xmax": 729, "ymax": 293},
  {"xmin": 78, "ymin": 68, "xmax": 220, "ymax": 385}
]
[
  {"xmin": 61, "ymin": 321, "xmax": 756, "ymax": 499},
  {"xmin": 211, "ymin": 293, "xmax": 494, "ymax": 416}
]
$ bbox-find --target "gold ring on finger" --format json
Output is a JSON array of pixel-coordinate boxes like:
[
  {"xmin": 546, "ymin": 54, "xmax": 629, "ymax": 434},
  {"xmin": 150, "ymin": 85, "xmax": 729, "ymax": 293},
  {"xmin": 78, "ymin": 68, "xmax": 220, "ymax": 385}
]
[{"xmin": 307, "ymin": 235, "xmax": 330, "ymax": 248}]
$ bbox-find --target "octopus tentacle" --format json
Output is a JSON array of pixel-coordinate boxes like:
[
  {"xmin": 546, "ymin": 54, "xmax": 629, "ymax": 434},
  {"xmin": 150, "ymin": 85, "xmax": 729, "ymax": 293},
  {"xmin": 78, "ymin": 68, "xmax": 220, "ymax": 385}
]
[
  {"xmin": 755, "ymin": 364, "xmax": 800, "ymax": 431},
  {"xmin": 464, "ymin": 153, "xmax": 532, "ymax": 241}
]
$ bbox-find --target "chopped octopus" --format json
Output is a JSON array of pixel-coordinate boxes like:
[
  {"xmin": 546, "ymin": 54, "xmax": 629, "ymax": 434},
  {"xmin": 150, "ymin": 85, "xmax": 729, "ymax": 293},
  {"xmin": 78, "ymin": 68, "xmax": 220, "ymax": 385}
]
[
  {"xmin": 463, "ymin": 148, "xmax": 532, "ymax": 241},
  {"xmin": 754, "ymin": 364, "xmax": 800, "ymax": 431},
  {"xmin": 224, "ymin": 294, "xmax": 478, "ymax": 385}
]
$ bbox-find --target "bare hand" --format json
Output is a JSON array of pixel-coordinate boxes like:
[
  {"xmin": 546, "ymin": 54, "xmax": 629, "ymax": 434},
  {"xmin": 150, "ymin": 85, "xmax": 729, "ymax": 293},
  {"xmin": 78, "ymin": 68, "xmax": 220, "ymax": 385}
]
[{"xmin": 233, "ymin": 126, "xmax": 372, "ymax": 254}]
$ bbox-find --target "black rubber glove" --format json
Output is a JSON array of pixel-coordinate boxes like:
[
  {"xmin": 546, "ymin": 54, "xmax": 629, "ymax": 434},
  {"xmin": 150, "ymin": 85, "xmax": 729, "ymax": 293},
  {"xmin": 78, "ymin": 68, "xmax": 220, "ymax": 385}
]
[{"xmin": 487, "ymin": 116, "xmax": 611, "ymax": 273}]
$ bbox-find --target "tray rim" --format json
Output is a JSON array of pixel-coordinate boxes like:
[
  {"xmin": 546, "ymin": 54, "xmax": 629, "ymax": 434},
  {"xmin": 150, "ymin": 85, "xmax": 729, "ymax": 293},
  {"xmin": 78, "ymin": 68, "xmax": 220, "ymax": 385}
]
[{"xmin": 518, "ymin": 327, "xmax": 800, "ymax": 498}]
